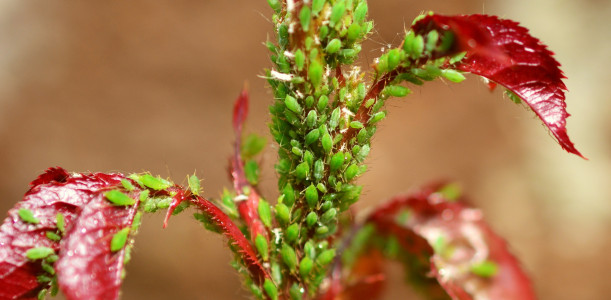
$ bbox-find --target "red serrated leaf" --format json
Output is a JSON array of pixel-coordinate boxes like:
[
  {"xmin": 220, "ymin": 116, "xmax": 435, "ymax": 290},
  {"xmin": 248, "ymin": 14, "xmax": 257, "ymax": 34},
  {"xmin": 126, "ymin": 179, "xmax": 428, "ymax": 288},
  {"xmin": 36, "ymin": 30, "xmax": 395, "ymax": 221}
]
[
  {"xmin": 412, "ymin": 14, "xmax": 584, "ymax": 158},
  {"xmin": 55, "ymin": 185, "xmax": 141, "ymax": 299},
  {"xmin": 168, "ymin": 194, "xmax": 270, "ymax": 284},
  {"xmin": 367, "ymin": 186, "xmax": 536, "ymax": 300},
  {"xmin": 0, "ymin": 168, "xmax": 139, "ymax": 300}
]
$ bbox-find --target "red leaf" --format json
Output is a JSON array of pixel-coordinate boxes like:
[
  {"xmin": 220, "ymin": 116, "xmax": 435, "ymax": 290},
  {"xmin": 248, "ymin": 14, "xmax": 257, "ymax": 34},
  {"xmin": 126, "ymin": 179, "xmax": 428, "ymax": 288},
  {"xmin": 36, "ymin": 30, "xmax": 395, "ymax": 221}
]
[
  {"xmin": 412, "ymin": 14, "xmax": 583, "ymax": 158},
  {"xmin": 168, "ymin": 194, "xmax": 270, "ymax": 284},
  {"xmin": 367, "ymin": 186, "xmax": 536, "ymax": 300},
  {"xmin": 0, "ymin": 168, "xmax": 139, "ymax": 300}
]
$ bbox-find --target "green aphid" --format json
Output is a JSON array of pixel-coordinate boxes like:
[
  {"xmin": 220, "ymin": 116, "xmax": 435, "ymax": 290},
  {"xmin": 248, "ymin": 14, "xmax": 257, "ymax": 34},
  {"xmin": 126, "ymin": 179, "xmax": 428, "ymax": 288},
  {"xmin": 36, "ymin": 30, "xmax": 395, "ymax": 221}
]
[
  {"xmin": 188, "ymin": 174, "xmax": 201, "ymax": 196},
  {"xmin": 263, "ymin": 278, "xmax": 278, "ymax": 300},
  {"xmin": 315, "ymin": 225, "xmax": 329, "ymax": 236},
  {"xmin": 305, "ymin": 184, "xmax": 319, "ymax": 208},
  {"xmin": 404, "ymin": 32, "xmax": 424, "ymax": 58},
  {"xmin": 41, "ymin": 259, "xmax": 55, "ymax": 275},
  {"xmin": 305, "ymin": 36, "xmax": 314, "ymax": 51},
  {"xmin": 105, "ymin": 190, "xmax": 136, "ymax": 206},
  {"xmin": 110, "ymin": 227, "xmax": 130, "ymax": 252},
  {"xmin": 313, "ymin": 159, "xmax": 324, "ymax": 181},
  {"xmin": 330, "ymin": 152, "xmax": 345, "ymax": 173},
  {"xmin": 56, "ymin": 213, "xmax": 65, "ymax": 234},
  {"xmin": 281, "ymin": 244, "xmax": 298, "ymax": 271},
  {"xmin": 275, "ymin": 203, "xmax": 290, "ymax": 226},
  {"xmin": 139, "ymin": 174, "xmax": 172, "ymax": 191},
  {"xmin": 292, "ymin": 146, "xmax": 303, "ymax": 157},
  {"xmin": 369, "ymin": 111, "xmax": 386, "ymax": 125},
  {"xmin": 290, "ymin": 283, "xmax": 304, "ymax": 300},
  {"xmin": 278, "ymin": 24, "xmax": 289, "ymax": 48},
  {"xmin": 387, "ymin": 49, "xmax": 402, "ymax": 71},
  {"xmin": 316, "ymin": 249, "xmax": 336, "ymax": 266},
  {"xmin": 37, "ymin": 275, "xmax": 52, "ymax": 283},
  {"xmin": 242, "ymin": 133, "xmax": 267, "ymax": 159},
  {"xmin": 306, "ymin": 211, "xmax": 318, "ymax": 227},
  {"xmin": 132, "ymin": 212, "xmax": 142, "ymax": 232},
  {"xmin": 255, "ymin": 234, "xmax": 269, "ymax": 261},
  {"xmin": 275, "ymin": 158, "xmax": 291, "ymax": 175},
  {"xmin": 121, "ymin": 179, "xmax": 135, "ymax": 192},
  {"xmin": 38, "ymin": 288, "xmax": 47, "ymax": 300},
  {"xmin": 449, "ymin": 51, "xmax": 467, "ymax": 64},
  {"xmin": 357, "ymin": 144, "xmax": 371, "ymax": 161},
  {"xmin": 321, "ymin": 132, "xmax": 333, "ymax": 154},
  {"xmin": 329, "ymin": 0, "xmax": 346, "ymax": 28},
  {"xmin": 267, "ymin": 0, "xmax": 282, "ymax": 13},
  {"xmin": 346, "ymin": 23, "xmax": 361, "ymax": 41},
  {"xmin": 329, "ymin": 107, "xmax": 340, "ymax": 129},
  {"xmin": 46, "ymin": 231, "xmax": 61, "ymax": 242},
  {"xmin": 305, "ymin": 95, "xmax": 315, "ymax": 108},
  {"xmin": 384, "ymin": 85, "xmax": 411, "ymax": 97},
  {"xmin": 283, "ymin": 183, "xmax": 296, "ymax": 207},
  {"xmin": 317, "ymin": 95, "xmax": 329, "ymax": 112},
  {"xmin": 295, "ymin": 49, "xmax": 305, "ymax": 71},
  {"xmin": 439, "ymin": 31, "xmax": 455, "ymax": 52},
  {"xmin": 304, "ymin": 150, "xmax": 314, "ymax": 167},
  {"xmin": 299, "ymin": 256, "xmax": 313, "ymax": 279},
  {"xmin": 319, "ymin": 25, "xmax": 329, "ymax": 40},
  {"xmin": 18, "ymin": 208, "xmax": 39, "ymax": 224},
  {"xmin": 306, "ymin": 110, "xmax": 317, "ymax": 128},
  {"xmin": 248, "ymin": 281, "xmax": 264, "ymax": 299},
  {"xmin": 285, "ymin": 223, "xmax": 300, "ymax": 243},
  {"xmin": 505, "ymin": 89, "xmax": 522, "ymax": 104},
  {"xmin": 376, "ymin": 53, "xmax": 388, "ymax": 74},
  {"xmin": 309, "ymin": 60, "xmax": 324, "ymax": 88},
  {"xmin": 305, "ymin": 129, "xmax": 320, "ymax": 145},
  {"xmin": 326, "ymin": 38, "xmax": 342, "ymax": 54},
  {"xmin": 471, "ymin": 260, "xmax": 499, "ymax": 277},
  {"xmin": 349, "ymin": 121, "xmax": 364, "ymax": 129},
  {"xmin": 139, "ymin": 189, "xmax": 150, "ymax": 202},
  {"xmin": 284, "ymin": 95, "xmax": 302, "ymax": 114},
  {"xmin": 25, "ymin": 247, "xmax": 54, "ymax": 260},
  {"xmin": 295, "ymin": 161, "xmax": 309, "ymax": 181},
  {"xmin": 320, "ymin": 208, "xmax": 337, "ymax": 224},
  {"xmin": 245, "ymin": 160, "xmax": 260, "ymax": 186},
  {"xmin": 299, "ymin": 6, "xmax": 312, "ymax": 32},
  {"xmin": 284, "ymin": 109, "xmax": 301, "ymax": 125},
  {"xmin": 271, "ymin": 262, "xmax": 282, "ymax": 285},
  {"xmin": 312, "ymin": 0, "xmax": 325, "ymax": 15},
  {"xmin": 354, "ymin": 2, "xmax": 368, "ymax": 22},
  {"xmin": 441, "ymin": 69, "xmax": 466, "ymax": 83},
  {"xmin": 317, "ymin": 183, "xmax": 327, "ymax": 193},
  {"xmin": 344, "ymin": 164, "xmax": 359, "ymax": 181},
  {"xmin": 304, "ymin": 240, "xmax": 316, "ymax": 257},
  {"xmin": 258, "ymin": 199, "xmax": 272, "ymax": 228},
  {"xmin": 425, "ymin": 30, "xmax": 439, "ymax": 53}
]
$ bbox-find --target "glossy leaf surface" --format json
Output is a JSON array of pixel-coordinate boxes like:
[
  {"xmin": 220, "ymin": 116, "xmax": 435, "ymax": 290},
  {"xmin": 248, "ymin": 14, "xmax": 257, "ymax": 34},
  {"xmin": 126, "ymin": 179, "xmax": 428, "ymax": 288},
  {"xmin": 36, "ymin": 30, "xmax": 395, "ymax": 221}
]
[{"xmin": 412, "ymin": 14, "xmax": 583, "ymax": 157}]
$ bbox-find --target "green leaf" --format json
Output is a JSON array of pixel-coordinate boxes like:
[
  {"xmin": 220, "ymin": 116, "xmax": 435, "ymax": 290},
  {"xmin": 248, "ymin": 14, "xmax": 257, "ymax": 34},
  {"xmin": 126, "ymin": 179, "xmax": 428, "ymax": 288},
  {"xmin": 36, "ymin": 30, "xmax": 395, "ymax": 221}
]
[
  {"xmin": 18, "ymin": 208, "xmax": 39, "ymax": 224},
  {"xmin": 110, "ymin": 227, "xmax": 130, "ymax": 252}
]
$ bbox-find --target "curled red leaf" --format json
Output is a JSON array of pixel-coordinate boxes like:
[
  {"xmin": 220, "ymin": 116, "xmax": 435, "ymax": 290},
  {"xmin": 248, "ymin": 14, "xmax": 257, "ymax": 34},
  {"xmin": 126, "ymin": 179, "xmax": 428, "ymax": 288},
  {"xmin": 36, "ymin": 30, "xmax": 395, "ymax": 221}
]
[
  {"xmin": 366, "ymin": 185, "xmax": 536, "ymax": 300},
  {"xmin": 0, "ymin": 168, "xmax": 140, "ymax": 300},
  {"xmin": 412, "ymin": 14, "xmax": 583, "ymax": 158}
]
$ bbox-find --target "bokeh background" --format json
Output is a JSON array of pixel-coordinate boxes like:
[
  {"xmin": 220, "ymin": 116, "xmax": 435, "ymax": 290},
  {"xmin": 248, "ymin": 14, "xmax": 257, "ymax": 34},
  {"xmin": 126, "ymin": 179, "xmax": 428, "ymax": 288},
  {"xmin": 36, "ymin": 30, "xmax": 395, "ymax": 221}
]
[{"xmin": 1, "ymin": 1, "xmax": 610, "ymax": 299}]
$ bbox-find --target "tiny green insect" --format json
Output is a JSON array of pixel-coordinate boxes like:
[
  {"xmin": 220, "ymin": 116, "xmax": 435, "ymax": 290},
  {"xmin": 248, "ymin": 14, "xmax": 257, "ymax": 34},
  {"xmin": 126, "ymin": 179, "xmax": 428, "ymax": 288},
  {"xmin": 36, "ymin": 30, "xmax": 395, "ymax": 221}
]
[
  {"xmin": 105, "ymin": 190, "xmax": 136, "ymax": 206},
  {"xmin": 306, "ymin": 211, "xmax": 318, "ymax": 227},
  {"xmin": 317, "ymin": 95, "xmax": 329, "ymax": 112},
  {"xmin": 326, "ymin": 38, "xmax": 342, "ymax": 54},
  {"xmin": 18, "ymin": 208, "xmax": 39, "ymax": 224},
  {"xmin": 275, "ymin": 203, "xmax": 290, "ymax": 226},
  {"xmin": 311, "ymin": 0, "xmax": 325, "ymax": 15},
  {"xmin": 441, "ymin": 69, "xmax": 466, "ymax": 83},
  {"xmin": 56, "ymin": 213, "xmax": 65, "ymax": 234},
  {"xmin": 45, "ymin": 231, "xmax": 61, "ymax": 242},
  {"xmin": 306, "ymin": 110, "xmax": 317, "ymax": 128},
  {"xmin": 299, "ymin": 256, "xmax": 313, "ymax": 279},
  {"xmin": 305, "ymin": 184, "xmax": 319, "ymax": 208},
  {"xmin": 295, "ymin": 49, "xmax": 305, "ymax": 71},
  {"xmin": 281, "ymin": 244, "xmax": 298, "ymax": 271},
  {"xmin": 330, "ymin": 152, "xmax": 345, "ymax": 173},
  {"xmin": 321, "ymin": 132, "xmax": 333, "ymax": 154},
  {"xmin": 263, "ymin": 278, "xmax": 278, "ymax": 300},
  {"xmin": 299, "ymin": 6, "xmax": 311, "ymax": 32},
  {"xmin": 329, "ymin": 0, "xmax": 346, "ymax": 27},
  {"xmin": 354, "ymin": 2, "xmax": 368, "ymax": 23},
  {"xmin": 139, "ymin": 174, "xmax": 172, "ymax": 191},
  {"xmin": 258, "ymin": 199, "xmax": 272, "ymax": 228},
  {"xmin": 285, "ymin": 223, "xmax": 300, "ymax": 243},
  {"xmin": 121, "ymin": 179, "xmax": 135, "ymax": 191},
  {"xmin": 316, "ymin": 249, "xmax": 336, "ymax": 266},
  {"xmin": 284, "ymin": 95, "xmax": 302, "ymax": 114},
  {"xmin": 188, "ymin": 174, "xmax": 201, "ymax": 196},
  {"xmin": 308, "ymin": 60, "xmax": 323, "ymax": 87},
  {"xmin": 344, "ymin": 163, "xmax": 359, "ymax": 181},
  {"xmin": 295, "ymin": 161, "xmax": 309, "ymax": 181},
  {"xmin": 387, "ymin": 49, "xmax": 402, "ymax": 71},
  {"xmin": 25, "ymin": 247, "xmax": 54, "ymax": 260},
  {"xmin": 255, "ymin": 234, "xmax": 269, "ymax": 261},
  {"xmin": 305, "ymin": 129, "xmax": 320, "ymax": 145},
  {"xmin": 110, "ymin": 227, "xmax": 131, "ymax": 252},
  {"xmin": 471, "ymin": 260, "xmax": 499, "ymax": 278}
]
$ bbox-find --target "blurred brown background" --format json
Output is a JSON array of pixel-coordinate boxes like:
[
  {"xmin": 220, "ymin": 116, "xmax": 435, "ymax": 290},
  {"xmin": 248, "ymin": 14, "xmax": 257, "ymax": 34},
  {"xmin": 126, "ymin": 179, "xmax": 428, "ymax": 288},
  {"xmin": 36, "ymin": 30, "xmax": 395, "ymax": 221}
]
[{"xmin": 1, "ymin": 1, "xmax": 609, "ymax": 299}]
